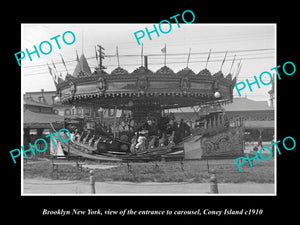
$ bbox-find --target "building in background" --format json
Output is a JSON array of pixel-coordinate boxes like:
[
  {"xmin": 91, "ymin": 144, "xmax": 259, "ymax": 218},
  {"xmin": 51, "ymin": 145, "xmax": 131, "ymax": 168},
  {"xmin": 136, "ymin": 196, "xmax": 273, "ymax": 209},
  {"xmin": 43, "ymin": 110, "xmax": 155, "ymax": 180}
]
[{"xmin": 23, "ymin": 96, "xmax": 65, "ymax": 157}]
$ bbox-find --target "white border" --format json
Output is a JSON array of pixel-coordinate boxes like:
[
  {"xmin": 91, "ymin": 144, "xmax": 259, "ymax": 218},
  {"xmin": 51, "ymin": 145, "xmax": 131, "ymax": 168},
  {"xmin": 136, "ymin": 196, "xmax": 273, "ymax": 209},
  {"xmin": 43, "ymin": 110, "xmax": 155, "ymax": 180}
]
[{"xmin": 21, "ymin": 23, "xmax": 277, "ymax": 196}]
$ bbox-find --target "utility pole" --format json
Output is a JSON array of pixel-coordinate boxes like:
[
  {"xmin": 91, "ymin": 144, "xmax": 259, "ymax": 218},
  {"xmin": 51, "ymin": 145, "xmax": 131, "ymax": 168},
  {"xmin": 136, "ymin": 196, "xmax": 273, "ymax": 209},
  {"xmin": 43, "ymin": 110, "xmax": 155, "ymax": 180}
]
[{"xmin": 97, "ymin": 45, "xmax": 106, "ymax": 71}]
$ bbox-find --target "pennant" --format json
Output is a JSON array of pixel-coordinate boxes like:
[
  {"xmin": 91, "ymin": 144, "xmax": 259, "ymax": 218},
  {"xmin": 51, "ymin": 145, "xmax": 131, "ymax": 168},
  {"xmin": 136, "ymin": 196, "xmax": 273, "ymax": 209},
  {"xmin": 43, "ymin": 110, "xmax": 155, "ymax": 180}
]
[
  {"xmin": 161, "ymin": 45, "xmax": 166, "ymax": 53},
  {"xmin": 47, "ymin": 63, "xmax": 57, "ymax": 85},
  {"xmin": 47, "ymin": 63, "xmax": 53, "ymax": 77}
]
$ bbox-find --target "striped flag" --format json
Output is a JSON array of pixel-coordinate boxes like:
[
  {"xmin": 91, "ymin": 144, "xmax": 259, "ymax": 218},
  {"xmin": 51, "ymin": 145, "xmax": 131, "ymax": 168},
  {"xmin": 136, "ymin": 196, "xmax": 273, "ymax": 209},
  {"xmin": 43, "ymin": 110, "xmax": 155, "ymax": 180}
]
[
  {"xmin": 47, "ymin": 63, "xmax": 57, "ymax": 85},
  {"xmin": 52, "ymin": 65, "xmax": 59, "ymax": 82}
]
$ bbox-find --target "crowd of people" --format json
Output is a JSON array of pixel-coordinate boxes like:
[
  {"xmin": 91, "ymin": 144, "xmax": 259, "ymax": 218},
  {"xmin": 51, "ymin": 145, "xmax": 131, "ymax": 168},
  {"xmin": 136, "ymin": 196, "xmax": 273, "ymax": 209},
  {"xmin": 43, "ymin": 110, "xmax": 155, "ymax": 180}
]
[
  {"xmin": 67, "ymin": 110, "xmax": 229, "ymax": 153},
  {"xmin": 125, "ymin": 113, "xmax": 191, "ymax": 152}
]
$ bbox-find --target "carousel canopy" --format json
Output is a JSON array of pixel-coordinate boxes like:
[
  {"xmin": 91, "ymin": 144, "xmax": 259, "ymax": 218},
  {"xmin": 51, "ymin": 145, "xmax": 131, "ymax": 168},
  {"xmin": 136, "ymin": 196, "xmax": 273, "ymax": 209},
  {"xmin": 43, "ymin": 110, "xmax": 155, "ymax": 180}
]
[{"xmin": 56, "ymin": 54, "xmax": 236, "ymax": 110}]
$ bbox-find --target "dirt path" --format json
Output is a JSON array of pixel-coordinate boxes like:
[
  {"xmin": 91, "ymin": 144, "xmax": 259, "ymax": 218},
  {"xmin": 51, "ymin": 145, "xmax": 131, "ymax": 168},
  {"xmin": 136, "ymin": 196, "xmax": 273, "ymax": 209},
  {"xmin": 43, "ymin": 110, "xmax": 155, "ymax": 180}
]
[{"xmin": 23, "ymin": 178, "xmax": 275, "ymax": 195}]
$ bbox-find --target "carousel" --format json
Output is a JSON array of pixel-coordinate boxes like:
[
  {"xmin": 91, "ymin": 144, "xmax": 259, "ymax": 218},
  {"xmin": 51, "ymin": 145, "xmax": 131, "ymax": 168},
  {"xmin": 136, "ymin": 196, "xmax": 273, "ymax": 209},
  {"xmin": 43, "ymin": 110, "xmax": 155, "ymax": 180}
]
[{"xmin": 52, "ymin": 47, "xmax": 244, "ymax": 161}]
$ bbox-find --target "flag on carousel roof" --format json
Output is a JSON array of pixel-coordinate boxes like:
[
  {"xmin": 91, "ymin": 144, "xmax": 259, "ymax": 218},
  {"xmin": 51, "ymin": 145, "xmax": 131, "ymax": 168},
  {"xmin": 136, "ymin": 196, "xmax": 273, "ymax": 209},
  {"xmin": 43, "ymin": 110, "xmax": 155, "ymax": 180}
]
[{"xmin": 161, "ymin": 45, "xmax": 166, "ymax": 53}]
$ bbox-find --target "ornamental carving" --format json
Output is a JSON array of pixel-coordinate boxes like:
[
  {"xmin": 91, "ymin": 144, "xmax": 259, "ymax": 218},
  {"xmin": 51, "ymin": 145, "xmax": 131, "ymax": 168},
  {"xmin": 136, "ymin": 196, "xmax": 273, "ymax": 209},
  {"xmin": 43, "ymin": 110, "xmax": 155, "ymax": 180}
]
[
  {"xmin": 136, "ymin": 76, "xmax": 148, "ymax": 93},
  {"xmin": 180, "ymin": 77, "xmax": 190, "ymax": 93},
  {"xmin": 177, "ymin": 67, "xmax": 195, "ymax": 76},
  {"xmin": 202, "ymin": 127, "xmax": 243, "ymax": 157},
  {"xmin": 212, "ymin": 80, "xmax": 219, "ymax": 92},
  {"xmin": 111, "ymin": 67, "xmax": 129, "ymax": 75},
  {"xmin": 225, "ymin": 73, "xmax": 232, "ymax": 80},
  {"xmin": 69, "ymin": 81, "xmax": 76, "ymax": 95},
  {"xmin": 97, "ymin": 77, "xmax": 107, "ymax": 93},
  {"xmin": 213, "ymin": 71, "xmax": 224, "ymax": 79},
  {"xmin": 156, "ymin": 66, "xmax": 175, "ymax": 75},
  {"xmin": 132, "ymin": 66, "xmax": 154, "ymax": 75},
  {"xmin": 198, "ymin": 68, "xmax": 212, "ymax": 76}
]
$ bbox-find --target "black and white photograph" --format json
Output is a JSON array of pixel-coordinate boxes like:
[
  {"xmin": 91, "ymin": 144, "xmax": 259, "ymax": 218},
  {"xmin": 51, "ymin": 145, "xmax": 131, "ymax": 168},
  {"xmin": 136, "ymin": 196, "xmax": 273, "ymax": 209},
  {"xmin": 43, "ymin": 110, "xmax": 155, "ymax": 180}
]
[
  {"xmin": 4, "ymin": 5, "xmax": 298, "ymax": 222},
  {"xmin": 21, "ymin": 23, "xmax": 276, "ymax": 195}
]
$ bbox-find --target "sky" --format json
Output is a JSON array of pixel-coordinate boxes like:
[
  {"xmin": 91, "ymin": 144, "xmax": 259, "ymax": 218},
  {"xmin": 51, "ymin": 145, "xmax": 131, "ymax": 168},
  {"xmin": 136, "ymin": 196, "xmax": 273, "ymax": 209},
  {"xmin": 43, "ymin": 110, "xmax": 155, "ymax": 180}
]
[{"xmin": 21, "ymin": 23, "xmax": 276, "ymax": 101}]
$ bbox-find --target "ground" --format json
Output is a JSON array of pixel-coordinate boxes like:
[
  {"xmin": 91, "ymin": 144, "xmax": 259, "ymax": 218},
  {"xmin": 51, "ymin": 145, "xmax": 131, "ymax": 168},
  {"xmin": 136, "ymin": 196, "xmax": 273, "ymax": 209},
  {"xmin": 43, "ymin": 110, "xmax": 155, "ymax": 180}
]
[
  {"xmin": 23, "ymin": 153, "xmax": 275, "ymax": 194},
  {"xmin": 23, "ymin": 179, "xmax": 274, "ymax": 194}
]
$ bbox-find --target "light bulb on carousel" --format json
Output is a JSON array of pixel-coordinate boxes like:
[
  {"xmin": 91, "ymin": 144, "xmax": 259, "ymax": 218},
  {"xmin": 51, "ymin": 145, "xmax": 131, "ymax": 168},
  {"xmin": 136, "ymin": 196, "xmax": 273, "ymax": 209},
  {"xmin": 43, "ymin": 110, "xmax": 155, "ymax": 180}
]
[
  {"xmin": 54, "ymin": 96, "xmax": 61, "ymax": 103},
  {"xmin": 214, "ymin": 91, "xmax": 221, "ymax": 98}
]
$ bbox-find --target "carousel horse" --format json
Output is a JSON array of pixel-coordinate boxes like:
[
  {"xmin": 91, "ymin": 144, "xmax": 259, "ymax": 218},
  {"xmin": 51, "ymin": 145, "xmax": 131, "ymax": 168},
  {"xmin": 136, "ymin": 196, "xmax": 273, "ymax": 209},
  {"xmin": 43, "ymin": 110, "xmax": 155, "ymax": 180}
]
[
  {"xmin": 82, "ymin": 132, "xmax": 91, "ymax": 144},
  {"xmin": 92, "ymin": 136, "xmax": 102, "ymax": 147}
]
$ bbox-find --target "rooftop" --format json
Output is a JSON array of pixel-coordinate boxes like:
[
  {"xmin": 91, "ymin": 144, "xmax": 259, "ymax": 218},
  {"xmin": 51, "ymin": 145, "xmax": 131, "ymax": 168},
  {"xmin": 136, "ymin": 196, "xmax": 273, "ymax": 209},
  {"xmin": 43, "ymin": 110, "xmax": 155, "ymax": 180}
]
[
  {"xmin": 23, "ymin": 96, "xmax": 53, "ymax": 108},
  {"xmin": 23, "ymin": 109, "xmax": 64, "ymax": 128},
  {"xmin": 223, "ymin": 97, "xmax": 272, "ymax": 111}
]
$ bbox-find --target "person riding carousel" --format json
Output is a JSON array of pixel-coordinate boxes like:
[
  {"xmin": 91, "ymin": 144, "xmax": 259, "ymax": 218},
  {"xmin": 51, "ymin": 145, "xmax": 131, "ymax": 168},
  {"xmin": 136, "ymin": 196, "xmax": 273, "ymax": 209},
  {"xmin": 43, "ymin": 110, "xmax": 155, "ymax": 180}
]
[{"xmin": 135, "ymin": 130, "xmax": 148, "ymax": 152}]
